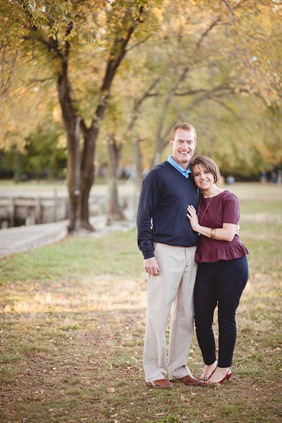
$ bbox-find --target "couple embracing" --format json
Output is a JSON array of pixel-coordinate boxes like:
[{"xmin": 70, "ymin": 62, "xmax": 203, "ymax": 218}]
[{"xmin": 137, "ymin": 122, "xmax": 249, "ymax": 388}]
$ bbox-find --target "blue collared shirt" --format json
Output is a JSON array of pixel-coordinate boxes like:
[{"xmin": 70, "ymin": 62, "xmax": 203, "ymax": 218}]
[{"xmin": 167, "ymin": 155, "xmax": 191, "ymax": 178}]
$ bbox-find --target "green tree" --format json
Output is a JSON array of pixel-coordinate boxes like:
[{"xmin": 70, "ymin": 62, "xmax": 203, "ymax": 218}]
[
  {"xmin": 1, "ymin": 0, "xmax": 153, "ymax": 231},
  {"xmin": 24, "ymin": 120, "xmax": 66, "ymax": 180},
  {"xmin": 113, "ymin": 0, "xmax": 282, "ymax": 176}
]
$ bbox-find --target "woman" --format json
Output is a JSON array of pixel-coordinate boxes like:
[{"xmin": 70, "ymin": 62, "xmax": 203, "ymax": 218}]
[{"xmin": 187, "ymin": 155, "xmax": 249, "ymax": 384}]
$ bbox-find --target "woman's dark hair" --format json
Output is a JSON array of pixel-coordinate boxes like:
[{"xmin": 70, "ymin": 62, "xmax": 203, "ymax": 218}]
[{"xmin": 189, "ymin": 155, "xmax": 221, "ymax": 183}]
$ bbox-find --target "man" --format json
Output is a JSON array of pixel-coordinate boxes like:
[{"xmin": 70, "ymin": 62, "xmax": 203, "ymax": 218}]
[{"xmin": 137, "ymin": 122, "xmax": 204, "ymax": 388}]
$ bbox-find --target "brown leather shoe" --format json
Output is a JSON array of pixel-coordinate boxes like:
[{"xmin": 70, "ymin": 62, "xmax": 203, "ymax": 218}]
[
  {"xmin": 172, "ymin": 374, "xmax": 207, "ymax": 386},
  {"xmin": 146, "ymin": 378, "xmax": 172, "ymax": 389}
]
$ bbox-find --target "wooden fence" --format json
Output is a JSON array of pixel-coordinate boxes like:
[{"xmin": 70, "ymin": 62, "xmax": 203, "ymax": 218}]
[
  {"xmin": 0, "ymin": 193, "xmax": 109, "ymax": 229},
  {"xmin": 0, "ymin": 194, "xmax": 68, "ymax": 228}
]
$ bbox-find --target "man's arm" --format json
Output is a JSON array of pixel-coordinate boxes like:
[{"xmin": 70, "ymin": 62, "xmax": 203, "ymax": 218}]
[{"xmin": 136, "ymin": 170, "xmax": 160, "ymax": 270}]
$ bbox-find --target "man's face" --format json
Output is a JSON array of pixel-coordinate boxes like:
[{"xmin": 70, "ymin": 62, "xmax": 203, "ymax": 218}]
[{"xmin": 169, "ymin": 128, "xmax": 197, "ymax": 169}]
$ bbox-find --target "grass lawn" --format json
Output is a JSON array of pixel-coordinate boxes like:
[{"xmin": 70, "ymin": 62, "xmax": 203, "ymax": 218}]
[{"xmin": 0, "ymin": 183, "xmax": 281, "ymax": 423}]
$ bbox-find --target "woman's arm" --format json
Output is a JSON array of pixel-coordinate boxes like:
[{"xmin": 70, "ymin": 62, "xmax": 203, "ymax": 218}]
[{"xmin": 187, "ymin": 205, "xmax": 237, "ymax": 241}]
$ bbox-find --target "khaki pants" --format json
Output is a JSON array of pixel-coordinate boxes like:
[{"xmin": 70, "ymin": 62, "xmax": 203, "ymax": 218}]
[{"xmin": 143, "ymin": 243, "xmax": 197, "ymax": 382}]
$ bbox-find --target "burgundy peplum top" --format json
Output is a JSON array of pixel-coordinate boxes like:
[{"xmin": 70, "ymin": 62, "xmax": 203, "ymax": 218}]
[{"xmin": 195, "ymin": 190, "xmax": 249, "ymax": 263}]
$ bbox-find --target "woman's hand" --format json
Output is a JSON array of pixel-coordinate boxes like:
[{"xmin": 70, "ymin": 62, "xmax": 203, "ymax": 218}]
[{"xmin": 187, "ymin": 205, "xmax": 199, "ymax": 232}]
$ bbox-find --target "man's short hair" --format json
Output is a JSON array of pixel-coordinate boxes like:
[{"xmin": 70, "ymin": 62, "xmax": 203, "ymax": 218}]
[{"xmin": 170, "ymin": 122, "xmax": 197, "ymax": 141}]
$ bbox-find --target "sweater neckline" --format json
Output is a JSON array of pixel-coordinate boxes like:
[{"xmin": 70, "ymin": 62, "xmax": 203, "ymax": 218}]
[{"xmin": 201, "ymin": 190, "xmax": 227, "ymax": 200}]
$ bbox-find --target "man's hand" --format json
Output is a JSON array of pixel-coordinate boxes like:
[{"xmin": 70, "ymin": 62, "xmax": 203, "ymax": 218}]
[{"xmin": 144, "ymin": 257, "xmax": 160, "ymax": 276}]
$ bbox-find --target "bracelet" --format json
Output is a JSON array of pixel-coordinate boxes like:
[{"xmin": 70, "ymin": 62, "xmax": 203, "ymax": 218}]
[{"xmin": 210, "ymin": 228, "xmax": 216, "ymax": 239}]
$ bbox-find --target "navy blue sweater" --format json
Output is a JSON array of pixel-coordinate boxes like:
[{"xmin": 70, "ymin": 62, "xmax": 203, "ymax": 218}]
[{"xmin": 137, "ymin": 161, "xmax": 199, "ymax": 259}]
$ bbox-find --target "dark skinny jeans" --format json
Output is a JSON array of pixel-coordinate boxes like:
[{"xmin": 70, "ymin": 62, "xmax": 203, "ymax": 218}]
[{"xmin": 194, "ymin": 255, "xmax": 248, "ymax": 368}]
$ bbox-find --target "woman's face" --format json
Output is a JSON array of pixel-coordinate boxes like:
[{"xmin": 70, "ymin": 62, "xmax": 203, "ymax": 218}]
[{"xmin": 192, "ymin": 164, "xmax": 215, "ymax": 191}]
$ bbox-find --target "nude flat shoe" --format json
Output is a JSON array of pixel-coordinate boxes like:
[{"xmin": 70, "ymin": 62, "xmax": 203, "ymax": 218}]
[
  {"xmin": 200, "ymin": 360, "xmax": 218, "ymax": 381},
  {"xmin": 208, "ymin": 368, "xmax": 232, "ymax": 385}
]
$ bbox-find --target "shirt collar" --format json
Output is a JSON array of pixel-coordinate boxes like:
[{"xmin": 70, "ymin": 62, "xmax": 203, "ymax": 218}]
[{"xmin": 167, "ymin": 155, "xmax": 191, "ymax": 178}]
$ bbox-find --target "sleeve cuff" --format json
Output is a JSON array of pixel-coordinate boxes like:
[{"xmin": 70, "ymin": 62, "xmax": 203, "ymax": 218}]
[{"xmin": 143, "ymin": 251, "xmax": 154, "ymax": 259}]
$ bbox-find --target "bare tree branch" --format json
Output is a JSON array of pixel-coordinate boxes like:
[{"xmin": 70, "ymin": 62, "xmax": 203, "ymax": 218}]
[
  {"xmin": 126, "ymin": 34, "xmax": 152, "ymax": 52},
  {"xmin": 124, "ymin": 76, "xmax": 161, "ymax": 138},
  {"xmin": 27, "ymin": 77, "xmax": 55, "ymax": 85},
  {"xmin": 223, "ymin": 0, "xmax": 235, "ymax": 16},
  {"xmin": 196, "ymin": 16, "xmax": 221, "ymax": 49}
]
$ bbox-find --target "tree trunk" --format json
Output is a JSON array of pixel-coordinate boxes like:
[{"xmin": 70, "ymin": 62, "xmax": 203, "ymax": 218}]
[
  {"xmin": 132, "ymin": 138, "xmax": 144, "ymax": 219},
  {"xmin": 133, "ymin": 138, "xmax": 144, "ymax": 194},
  {"xmin": 79, "ymin": 127, "xmax": 97, "ymax": 231},
  {"xmin": 106, "ymin": 133, "xmax": 125, "ymax": 225},
  {"xmin": 57, "ymin": 61, "xmax": 83, "ymax": 232},
  {"xmin": 66, "ymin": 117, "xmax": 82, "ymax": 231},
  {"xmin": 80, "ymin": 98, "xmax": 109, "ymax": 231}
]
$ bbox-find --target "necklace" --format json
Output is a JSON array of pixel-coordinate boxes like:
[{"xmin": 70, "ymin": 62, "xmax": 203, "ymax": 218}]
[
  {"xmin": 198, "ymin": 196, "xmax": 213, "ymax": 226},
  {"xmin": 198, "ymin": 187, "xmax": 216, "ymax": 226}
]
